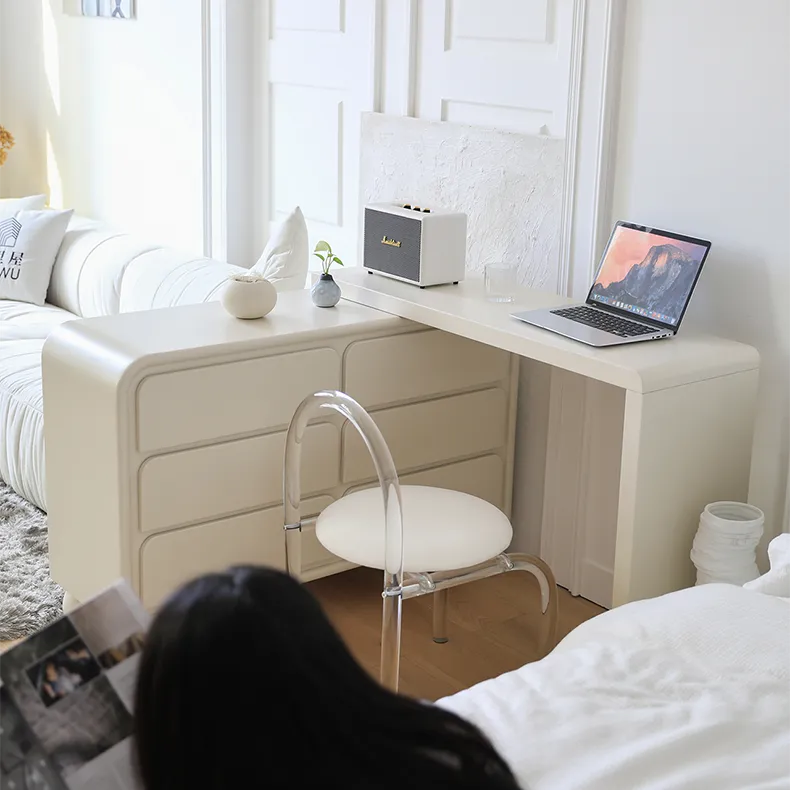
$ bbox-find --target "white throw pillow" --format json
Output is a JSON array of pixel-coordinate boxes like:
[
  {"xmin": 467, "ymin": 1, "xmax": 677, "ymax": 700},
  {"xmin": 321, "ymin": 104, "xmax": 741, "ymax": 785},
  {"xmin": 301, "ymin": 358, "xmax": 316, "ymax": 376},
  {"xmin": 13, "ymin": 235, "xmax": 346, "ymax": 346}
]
[
  {"xmin": 0, "ymin": 194, "xmax": 47, "ymax": 218},
  {"xmin": 0, "ymin": 208, "xmax": 73, "ymax": 305},
  {"xmin": 251, "ymin": 205, "xmax": 308, "ymax": 290}
]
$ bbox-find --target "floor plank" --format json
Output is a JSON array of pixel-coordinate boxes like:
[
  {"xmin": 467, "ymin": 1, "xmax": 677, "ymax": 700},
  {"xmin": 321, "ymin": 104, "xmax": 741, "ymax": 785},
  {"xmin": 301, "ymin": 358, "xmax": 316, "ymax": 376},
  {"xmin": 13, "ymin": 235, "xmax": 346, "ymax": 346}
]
[{"xmin": 308, "ymin": 566, "xmax": 604, "ymax": 700}]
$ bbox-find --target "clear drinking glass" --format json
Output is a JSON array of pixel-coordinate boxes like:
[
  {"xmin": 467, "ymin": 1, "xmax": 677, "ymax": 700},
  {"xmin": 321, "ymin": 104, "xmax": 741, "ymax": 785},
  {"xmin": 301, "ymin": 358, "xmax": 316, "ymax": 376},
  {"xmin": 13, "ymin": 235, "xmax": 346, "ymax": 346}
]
[{"xmin": 484, "ymin": 262, "xmax": 517, "ymax": 303}]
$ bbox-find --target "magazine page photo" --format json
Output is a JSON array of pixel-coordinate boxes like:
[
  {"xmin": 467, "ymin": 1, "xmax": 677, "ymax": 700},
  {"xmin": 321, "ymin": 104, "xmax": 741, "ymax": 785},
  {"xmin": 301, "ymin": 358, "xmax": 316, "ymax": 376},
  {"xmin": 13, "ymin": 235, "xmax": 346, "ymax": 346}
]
[{"xmin": 0, "ymin": 582, "xmax": 150, "ymax": 790}]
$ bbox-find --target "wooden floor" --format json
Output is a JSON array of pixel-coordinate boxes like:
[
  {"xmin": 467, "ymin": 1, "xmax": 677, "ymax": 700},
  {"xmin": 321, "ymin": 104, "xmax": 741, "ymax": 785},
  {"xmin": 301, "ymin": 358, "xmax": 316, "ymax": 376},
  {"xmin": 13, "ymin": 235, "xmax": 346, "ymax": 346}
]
[
  {"xmin": 308, "ymin": 566, "xmax": 604, "ymax": 700},
  {"xmin": 1, "ymin": 569, "xmax": 604, "ymax": 700}
]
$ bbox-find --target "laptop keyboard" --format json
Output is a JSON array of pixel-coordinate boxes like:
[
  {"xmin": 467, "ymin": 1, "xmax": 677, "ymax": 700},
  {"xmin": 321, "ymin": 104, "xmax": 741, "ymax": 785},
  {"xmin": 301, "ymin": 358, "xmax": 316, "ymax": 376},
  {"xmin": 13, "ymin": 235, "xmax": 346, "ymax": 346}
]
[{"xmin": 551, "ymin": 306, "xmax": 657, "ymax": 337}]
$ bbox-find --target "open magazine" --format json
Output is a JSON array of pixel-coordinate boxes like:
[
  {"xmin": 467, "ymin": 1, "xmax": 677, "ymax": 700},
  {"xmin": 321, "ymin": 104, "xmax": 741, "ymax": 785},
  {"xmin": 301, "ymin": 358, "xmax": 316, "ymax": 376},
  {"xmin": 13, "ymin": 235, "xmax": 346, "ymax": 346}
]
[{"xmin": 0, "ymin": 582, "xmax": 150, "ymax": 790}]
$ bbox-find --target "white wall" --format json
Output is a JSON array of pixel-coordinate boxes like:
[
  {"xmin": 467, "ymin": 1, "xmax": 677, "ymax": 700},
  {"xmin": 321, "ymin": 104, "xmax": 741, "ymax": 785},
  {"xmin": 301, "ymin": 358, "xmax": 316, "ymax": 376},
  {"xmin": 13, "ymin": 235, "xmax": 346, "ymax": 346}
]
[
  {"xmin": 0, "ymin": 0, "xmax": 205, "ymax": 254},
  {"xmin": 0, "ymin": 1, "xmax": 47, "ymax": 200},
  {"xmin": 612, "ymin": 0, "xmax": 790, "ymax": 547},
  {"xmin": 61, "ymin": 0, "xmax": 206, "ymax": 253}
]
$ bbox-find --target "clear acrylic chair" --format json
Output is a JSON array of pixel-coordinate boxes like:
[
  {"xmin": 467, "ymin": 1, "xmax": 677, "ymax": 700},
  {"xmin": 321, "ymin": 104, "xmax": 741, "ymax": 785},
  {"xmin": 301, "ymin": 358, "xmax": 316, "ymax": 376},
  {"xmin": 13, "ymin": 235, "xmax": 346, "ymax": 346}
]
[{"xmin": 283, "ymin": 390, "xmax": 559, "ymax": 692}]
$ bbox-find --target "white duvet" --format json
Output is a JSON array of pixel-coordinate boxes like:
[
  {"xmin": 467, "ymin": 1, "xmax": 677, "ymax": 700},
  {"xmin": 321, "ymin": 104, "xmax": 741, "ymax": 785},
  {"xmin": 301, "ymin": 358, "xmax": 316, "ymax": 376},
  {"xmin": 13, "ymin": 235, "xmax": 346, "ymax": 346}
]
[{"xmin": 439, "ymin": 582, "xmax": 790, "ymax": 789}]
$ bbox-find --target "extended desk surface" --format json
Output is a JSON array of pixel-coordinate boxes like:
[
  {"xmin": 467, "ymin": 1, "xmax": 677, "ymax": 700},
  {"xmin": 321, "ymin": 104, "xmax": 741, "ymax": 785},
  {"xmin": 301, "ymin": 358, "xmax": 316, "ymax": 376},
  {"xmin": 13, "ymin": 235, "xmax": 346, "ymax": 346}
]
[
  {"xmin": 334, "ymin": 269, "xmax": 758, "ymax": 394},
  {"xmin": 336, "ymin": 269, "xmax": 760, "ymax": 607}
]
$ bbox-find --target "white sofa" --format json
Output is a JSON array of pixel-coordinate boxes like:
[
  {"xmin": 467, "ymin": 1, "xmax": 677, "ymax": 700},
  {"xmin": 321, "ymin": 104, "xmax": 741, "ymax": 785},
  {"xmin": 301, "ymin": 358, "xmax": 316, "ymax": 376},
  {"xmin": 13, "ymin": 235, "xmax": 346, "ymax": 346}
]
[{"xmin": 0, "ymin": 215, "xmax": 305, "ymax": 511}]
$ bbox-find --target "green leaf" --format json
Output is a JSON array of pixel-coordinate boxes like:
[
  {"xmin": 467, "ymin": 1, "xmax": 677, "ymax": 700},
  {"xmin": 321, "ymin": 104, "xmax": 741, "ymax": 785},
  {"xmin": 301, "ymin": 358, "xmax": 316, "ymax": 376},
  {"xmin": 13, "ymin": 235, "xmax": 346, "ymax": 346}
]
[
  {"xmin": 313, "ymin": 252, "xmax": 326, "ymax": 262},
  {"xmin": 314, "ymin": 240, "xmax": 331, "ymax": 253},
  {"xmin": 332, "ymin": 257, "xmax": 344, "ymax": 266}
]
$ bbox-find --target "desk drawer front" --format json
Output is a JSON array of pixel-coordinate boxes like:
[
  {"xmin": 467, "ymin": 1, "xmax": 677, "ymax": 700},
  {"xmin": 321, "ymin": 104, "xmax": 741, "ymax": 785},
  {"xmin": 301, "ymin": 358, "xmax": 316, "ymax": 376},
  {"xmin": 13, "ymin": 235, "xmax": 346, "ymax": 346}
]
[
  {"xmin": 140, "ymin": 496, "xmax": 332, "ymax": 609},
  {"xmin": 342, "ymin": 388, "xmax": 507, "ymax": 482},
  {"xmin": 137, "ymin": 348, "xmax": 340, "ymax": 452},
  {"xmin": 139, "ymin": 423, "xmax": 339, "ymax": 532},
  {"xmin": 348, "ymin": 454, "xmax": 505, "ymax": 508},
  {"xmin": 344, "ymin": 331, "xmax": 510, "ymax": 408}
]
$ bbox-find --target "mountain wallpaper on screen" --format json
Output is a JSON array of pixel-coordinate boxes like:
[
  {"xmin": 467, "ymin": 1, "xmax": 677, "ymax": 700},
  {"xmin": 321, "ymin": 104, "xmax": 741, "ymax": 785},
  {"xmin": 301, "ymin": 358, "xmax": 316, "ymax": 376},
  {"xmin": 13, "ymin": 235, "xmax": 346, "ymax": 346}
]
[{"xmin": 590, "ymin": 244, "xmax": 701, "ymax": 323}]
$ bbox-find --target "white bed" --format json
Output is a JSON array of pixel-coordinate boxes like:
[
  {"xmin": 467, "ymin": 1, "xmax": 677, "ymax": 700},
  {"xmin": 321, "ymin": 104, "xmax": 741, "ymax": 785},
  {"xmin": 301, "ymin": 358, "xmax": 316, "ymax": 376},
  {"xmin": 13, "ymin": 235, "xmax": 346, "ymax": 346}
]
[{"xmin": 439, "ymin": 542, "xmax": 790, "ymax": 790}]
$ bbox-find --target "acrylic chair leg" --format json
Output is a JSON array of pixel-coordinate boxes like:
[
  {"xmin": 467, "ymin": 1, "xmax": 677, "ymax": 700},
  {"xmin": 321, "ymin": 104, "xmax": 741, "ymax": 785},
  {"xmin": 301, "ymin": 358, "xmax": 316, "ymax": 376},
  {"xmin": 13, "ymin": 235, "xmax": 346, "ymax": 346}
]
[
  {"xmin": 508, "ymin": 553, "xmax": 559, "ymax": 658},
  {"xmin": 380, "ymin": 575, "xmax": 403, "ymax": 692},
  {"xmin": 284, "ymin": 527, "xmax": 303, "ymax": 579},
  {"xmin": 432, "ymin": 589, "xmax": 449, "ymax": 644}
]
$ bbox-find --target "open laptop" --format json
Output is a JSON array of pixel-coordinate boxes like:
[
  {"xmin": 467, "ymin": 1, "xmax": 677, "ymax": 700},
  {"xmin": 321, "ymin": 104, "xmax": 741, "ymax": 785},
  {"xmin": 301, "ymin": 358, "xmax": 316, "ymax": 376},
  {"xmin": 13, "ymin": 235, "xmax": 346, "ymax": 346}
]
[{"xmin": 512, "ymin": 221, "xmax": 711, "ymax": 347}]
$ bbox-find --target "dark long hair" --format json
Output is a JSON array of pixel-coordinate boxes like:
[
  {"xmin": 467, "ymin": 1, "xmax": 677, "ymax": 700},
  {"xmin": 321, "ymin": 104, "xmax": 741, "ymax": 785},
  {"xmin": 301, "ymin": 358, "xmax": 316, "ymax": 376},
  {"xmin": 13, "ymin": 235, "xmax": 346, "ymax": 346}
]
[{"xmin": 134, "ymin": 566, "xmax": 519, "ymax": 790}]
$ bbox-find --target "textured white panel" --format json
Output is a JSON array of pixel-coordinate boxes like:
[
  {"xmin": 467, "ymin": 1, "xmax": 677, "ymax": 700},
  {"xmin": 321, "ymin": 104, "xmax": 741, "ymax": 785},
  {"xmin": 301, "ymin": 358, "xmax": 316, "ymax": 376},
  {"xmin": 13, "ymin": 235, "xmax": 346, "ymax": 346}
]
[
  {"xmin": 360, "ymin": 114, "xmax": 564, "ymax": 291},
  {"xmin": 274, "ymin": 0, "xmax": 343, "ymax": 33},
  {"xmin": 272, "ymin": 85, "xmax": 342, "ymax": 225},
  {"xmin": 452, "ymin": 0, "xmax": 550, "ymax": 44},
  {"xmin": 442, "ymin": 99, "xmax": 553, "ymax": 135}
]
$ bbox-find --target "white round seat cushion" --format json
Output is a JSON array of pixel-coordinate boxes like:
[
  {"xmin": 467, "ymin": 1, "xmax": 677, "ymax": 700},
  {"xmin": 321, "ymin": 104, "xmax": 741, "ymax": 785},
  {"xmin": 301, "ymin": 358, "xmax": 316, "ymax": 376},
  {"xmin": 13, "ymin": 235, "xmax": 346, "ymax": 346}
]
[{"xmin": 315, "ymin": 486, "xmax": 513, "ymax": 573}]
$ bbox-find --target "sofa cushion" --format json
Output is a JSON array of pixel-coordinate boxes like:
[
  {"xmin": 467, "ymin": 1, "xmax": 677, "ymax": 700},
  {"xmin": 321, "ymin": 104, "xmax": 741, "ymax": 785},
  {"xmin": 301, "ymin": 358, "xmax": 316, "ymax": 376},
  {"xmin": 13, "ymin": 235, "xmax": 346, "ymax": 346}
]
[
  {"xmin": 0, "ymin": 338, "xmax": 47, "ymax": 510},
  {"xmin": 0, "ymin": 301, "xmax": 75, "ymax": 511},
  {"xmin": 47, "ymin": 218, "xmax": 159, "ymax": 318},
  {"xmin": 47, "ymin": 212, "xmax": 310, "ymax": 318},
  {"xmin": 118, "ymin": 249, "xmax": 243, "ymax": 313},
  {"xmin": 0, "ymin": 300, "xmax": 75, "ymax": 328}
]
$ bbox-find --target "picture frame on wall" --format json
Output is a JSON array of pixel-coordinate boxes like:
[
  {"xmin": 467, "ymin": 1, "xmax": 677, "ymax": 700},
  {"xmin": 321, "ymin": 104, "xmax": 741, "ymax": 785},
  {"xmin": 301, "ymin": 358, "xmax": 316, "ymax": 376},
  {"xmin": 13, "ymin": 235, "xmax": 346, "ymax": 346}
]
[{"xmin": 63, "ymin": 0, "xmax": 135, "ymax": 19}]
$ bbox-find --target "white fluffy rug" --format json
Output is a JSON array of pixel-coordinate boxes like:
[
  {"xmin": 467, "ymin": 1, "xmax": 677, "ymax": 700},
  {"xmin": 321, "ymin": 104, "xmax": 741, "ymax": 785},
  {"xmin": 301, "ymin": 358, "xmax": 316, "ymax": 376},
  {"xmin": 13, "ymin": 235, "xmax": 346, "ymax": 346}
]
[{"xmin": 0, "ymin": 480, "xmax": 63, "ymax": 640}]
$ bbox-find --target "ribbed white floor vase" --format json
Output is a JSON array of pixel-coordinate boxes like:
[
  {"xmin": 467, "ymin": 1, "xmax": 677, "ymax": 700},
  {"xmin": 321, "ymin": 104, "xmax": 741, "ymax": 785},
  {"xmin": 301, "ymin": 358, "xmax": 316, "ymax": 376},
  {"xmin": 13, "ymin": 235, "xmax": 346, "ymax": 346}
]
[{"xmin": 691, "ymin": 501, "xmax": 765, "ymax": 586}]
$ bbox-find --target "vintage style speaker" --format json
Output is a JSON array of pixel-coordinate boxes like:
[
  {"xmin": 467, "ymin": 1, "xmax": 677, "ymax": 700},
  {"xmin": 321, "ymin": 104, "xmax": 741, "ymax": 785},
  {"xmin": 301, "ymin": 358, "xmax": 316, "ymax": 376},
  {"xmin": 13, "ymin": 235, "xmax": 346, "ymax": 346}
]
[{"xmin": 363, "ymin": 203, "xmax": 467, "ymax": 287}]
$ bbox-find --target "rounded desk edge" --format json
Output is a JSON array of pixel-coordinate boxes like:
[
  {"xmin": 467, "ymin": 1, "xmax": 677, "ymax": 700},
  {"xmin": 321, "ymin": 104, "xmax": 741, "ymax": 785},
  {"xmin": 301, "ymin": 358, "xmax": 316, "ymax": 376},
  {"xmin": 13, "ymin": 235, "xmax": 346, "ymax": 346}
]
[
  {"xmin": 41, "ymin": 298, "xmax": 411, "ymax": 394},
  {"xmin": 334, "ymin": 271, "xmax": 760, "ymax": 395}
]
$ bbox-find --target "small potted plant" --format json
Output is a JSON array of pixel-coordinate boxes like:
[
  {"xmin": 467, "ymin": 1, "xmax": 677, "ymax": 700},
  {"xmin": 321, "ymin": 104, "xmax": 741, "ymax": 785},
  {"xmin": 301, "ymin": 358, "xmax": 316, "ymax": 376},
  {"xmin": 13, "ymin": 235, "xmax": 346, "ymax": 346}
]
[{"xmin": 311, "ymin": 240, "xmax": 343, "ymax": 307}]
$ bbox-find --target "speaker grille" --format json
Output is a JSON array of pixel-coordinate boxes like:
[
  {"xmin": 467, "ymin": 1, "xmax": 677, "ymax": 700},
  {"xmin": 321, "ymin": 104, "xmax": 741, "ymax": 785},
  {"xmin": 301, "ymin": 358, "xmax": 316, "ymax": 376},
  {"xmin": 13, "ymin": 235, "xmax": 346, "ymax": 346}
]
[{"xmin": 363, "ymin": 209, "xmax": 422, "ymax": 282}]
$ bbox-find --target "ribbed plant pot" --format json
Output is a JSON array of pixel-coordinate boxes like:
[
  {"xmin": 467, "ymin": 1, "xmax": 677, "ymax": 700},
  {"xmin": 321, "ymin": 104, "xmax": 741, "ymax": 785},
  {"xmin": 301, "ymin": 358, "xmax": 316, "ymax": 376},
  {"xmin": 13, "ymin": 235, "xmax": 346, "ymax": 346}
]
[{"xmin": 311, "ymin": 273, "xmax": 341, "ymax": 308}]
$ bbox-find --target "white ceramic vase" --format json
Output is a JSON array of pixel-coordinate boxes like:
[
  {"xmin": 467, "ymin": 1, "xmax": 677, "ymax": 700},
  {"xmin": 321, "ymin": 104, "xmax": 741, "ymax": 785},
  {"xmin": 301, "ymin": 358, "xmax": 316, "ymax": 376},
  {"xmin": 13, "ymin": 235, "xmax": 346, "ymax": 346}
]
[
  {"xmin": 311, "ymin": 273, "xmax": 342, "ymax": 308},
  {"xmin": 221, "ymin": 273, "xmax": 277, "ymax": 319}
]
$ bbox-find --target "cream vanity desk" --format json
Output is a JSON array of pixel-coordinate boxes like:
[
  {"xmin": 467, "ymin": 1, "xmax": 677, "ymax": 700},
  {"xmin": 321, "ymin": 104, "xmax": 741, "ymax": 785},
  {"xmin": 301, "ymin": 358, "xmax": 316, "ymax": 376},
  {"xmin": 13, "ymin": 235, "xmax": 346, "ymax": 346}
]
[
  {"xmin": 43, "ymin": 291, "xmax": 518, "ymax": 609},
  {"xmin": 44, "ymin": 277, "xmax": 758, "ymax": 610}
]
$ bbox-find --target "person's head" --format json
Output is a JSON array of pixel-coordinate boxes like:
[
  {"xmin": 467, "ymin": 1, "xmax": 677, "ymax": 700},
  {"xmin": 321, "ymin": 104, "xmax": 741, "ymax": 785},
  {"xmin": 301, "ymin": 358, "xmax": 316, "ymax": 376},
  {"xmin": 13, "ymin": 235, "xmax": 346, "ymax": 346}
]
[
  {"xmin": 44, "ymin": 662, "xmax": 57, "ymax": 682},
  {"xmin": 134, "ymin": 566, "xmax": 518, "ymax": 790}
]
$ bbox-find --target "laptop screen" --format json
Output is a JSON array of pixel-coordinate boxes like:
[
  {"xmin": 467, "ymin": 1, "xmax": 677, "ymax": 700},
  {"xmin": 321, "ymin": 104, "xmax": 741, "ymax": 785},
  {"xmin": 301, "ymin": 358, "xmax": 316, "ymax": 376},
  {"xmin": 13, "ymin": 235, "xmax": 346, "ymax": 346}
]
[{"xmin": 587, "ymin": 223, "xmax": 711, "ymax": 327}]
